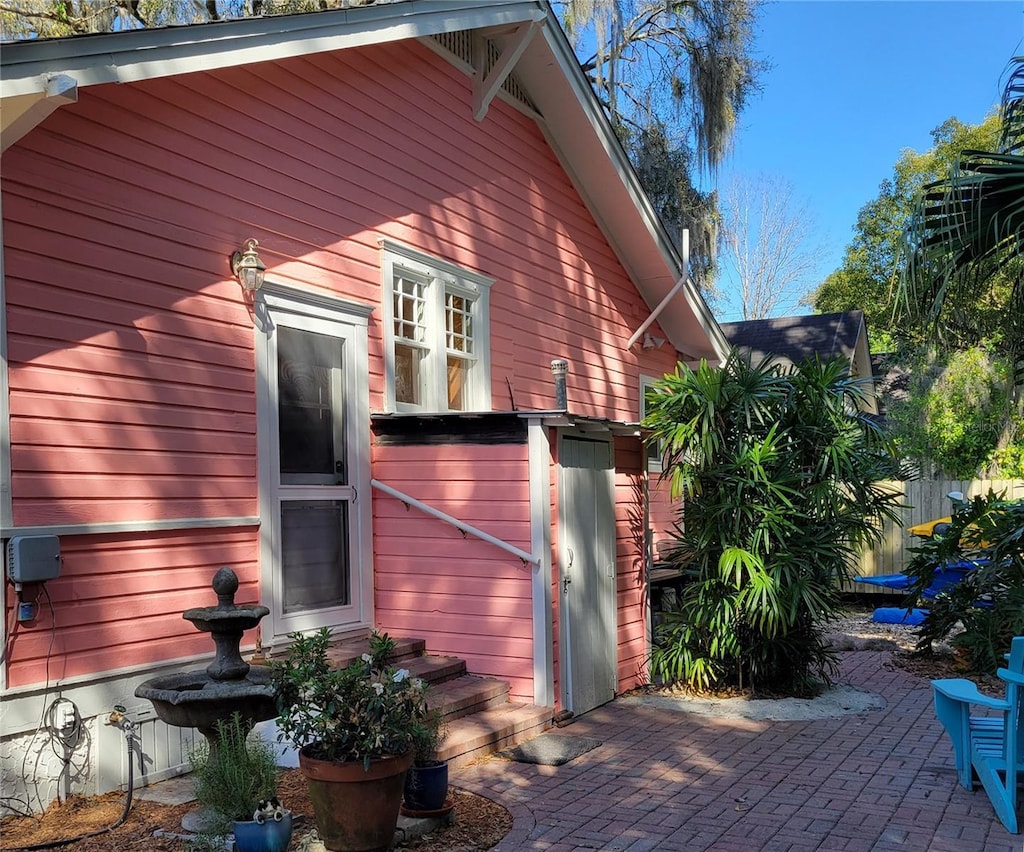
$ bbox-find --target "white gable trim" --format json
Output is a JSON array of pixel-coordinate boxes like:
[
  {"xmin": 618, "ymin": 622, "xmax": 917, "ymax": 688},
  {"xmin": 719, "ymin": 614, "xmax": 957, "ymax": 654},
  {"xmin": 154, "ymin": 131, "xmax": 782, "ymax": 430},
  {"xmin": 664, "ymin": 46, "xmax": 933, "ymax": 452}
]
[{"xmin": 0, "ymin": 1, "xmax": 545, "ymax": 99}]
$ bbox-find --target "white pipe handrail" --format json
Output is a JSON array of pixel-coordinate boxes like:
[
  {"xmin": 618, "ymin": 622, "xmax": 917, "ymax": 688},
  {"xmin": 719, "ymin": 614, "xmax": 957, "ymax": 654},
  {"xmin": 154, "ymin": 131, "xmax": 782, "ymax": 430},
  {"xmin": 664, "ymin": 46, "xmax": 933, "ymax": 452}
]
[{"xmin": 370, "ymin": 479, "xmax": 539, "ymax": 566}]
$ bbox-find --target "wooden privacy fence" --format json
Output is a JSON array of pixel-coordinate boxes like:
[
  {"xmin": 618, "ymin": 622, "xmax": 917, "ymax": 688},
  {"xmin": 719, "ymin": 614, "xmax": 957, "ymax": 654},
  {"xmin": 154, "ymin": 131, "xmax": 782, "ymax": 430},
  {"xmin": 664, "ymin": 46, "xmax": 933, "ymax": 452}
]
[{"xmin": 850, "ymin": 478, "xmax": 1024, "ymax": 591}]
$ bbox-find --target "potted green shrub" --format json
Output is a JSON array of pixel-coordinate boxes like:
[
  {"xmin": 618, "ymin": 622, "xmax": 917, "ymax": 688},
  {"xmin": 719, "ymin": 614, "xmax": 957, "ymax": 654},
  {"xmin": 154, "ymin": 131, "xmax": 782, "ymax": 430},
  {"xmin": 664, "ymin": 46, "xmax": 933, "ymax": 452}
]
[
  {"xmin": 188, "ymin": 712, "xmax": 292, "ymax": 852},
  {"xmin": 402, "ymin": 707, "xmax": 449, "ymax": 814},
  {"xmin": 272, "ymin": 628, "xmax": 428, "ymax": 852}
]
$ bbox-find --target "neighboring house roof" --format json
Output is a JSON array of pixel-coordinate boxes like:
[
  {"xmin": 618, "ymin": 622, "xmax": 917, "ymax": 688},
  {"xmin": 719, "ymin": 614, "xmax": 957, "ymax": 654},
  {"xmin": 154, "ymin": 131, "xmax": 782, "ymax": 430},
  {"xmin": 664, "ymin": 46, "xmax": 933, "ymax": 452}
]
[
  {"xmin": 0, "ymin": 0, "xmax": 727, "ymax": 363},
  {"xmin": 720, "ymin": 310, "xmax": 868, "ymax": 369},
  {"xmin": 720, "ymin": 310, "xmax": 877, "ymax": 412}
]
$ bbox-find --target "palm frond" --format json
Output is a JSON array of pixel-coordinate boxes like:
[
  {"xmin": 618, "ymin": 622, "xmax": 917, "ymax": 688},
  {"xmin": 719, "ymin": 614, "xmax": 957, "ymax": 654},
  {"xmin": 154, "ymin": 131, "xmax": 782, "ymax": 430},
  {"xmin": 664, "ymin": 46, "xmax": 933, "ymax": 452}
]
[{"xmin": 901, "ymin": 58, "xmax": 1024, "ymax": 353}]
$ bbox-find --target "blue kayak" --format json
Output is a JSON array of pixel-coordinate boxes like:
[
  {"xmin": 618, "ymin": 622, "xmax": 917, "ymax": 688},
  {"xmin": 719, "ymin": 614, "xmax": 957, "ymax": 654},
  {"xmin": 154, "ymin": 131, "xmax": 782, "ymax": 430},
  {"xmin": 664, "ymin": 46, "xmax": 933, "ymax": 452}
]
[{"xmin": 854, "ymin": 558, "xmax": 984, "ymax": 598}]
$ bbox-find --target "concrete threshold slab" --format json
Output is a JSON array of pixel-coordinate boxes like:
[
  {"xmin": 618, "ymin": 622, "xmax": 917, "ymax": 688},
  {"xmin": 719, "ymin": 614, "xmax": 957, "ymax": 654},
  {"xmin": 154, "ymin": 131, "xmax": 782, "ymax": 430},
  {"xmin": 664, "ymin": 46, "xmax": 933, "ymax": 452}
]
[{"xmin": 134, "ymin": 775, "xmax": 196, "ymax": 806}]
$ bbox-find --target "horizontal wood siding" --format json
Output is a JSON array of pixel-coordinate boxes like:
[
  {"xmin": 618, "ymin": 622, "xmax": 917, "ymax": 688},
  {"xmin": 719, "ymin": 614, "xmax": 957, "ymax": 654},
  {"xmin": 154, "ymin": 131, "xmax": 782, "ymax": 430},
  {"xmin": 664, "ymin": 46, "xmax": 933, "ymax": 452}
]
[
  {"xmin": 372, "ymin": 443, "xmax": 534, "ymax": 701},
  {"xmin": 643, "ymin": 352, "xmax": 685, "ymax": 553},
  {"xmin": 3, "ymin": 36, "xmax": 695, "ymax": 689},
  {"xmin": 4, "ymin": 268, "xmax": 256, "ymax": 527},
  {"xmin": 648, "ymin": 476, "xmax": 679, "ymax": 559},
  {"xmin": 613, "ymin": 438, "xmax": 649, "ymax": 692},
  {"xmin": 4, "ymin": 529, "xmax": 258, "ymax": 688}
]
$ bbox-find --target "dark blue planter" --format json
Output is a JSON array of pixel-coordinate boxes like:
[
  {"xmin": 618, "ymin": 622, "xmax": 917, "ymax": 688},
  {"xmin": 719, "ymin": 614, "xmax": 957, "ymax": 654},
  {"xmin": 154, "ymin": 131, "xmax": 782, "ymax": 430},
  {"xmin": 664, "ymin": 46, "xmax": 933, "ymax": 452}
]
[
  {"xmin": 232, "ymin": 811, "xmax": 293, "ymax": 852},
  {"xmin": 403, "ymin": 760, "xmax": 449, "ymax": 812}
]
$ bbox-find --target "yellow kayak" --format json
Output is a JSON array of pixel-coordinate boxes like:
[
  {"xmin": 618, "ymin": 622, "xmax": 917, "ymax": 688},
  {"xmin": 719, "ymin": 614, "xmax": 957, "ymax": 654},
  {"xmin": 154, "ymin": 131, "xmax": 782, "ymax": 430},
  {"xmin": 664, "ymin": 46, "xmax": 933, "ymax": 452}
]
[{"xmin": 907, "ymin": 517, "xmax": 952, "ymax": 538}]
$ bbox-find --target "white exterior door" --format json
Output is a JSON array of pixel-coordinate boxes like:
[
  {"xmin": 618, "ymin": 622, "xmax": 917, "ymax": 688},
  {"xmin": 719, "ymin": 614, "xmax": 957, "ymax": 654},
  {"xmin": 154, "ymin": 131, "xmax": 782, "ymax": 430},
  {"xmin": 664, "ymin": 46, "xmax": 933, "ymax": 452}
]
[
  {"xmin": 256, "ymin": 287, "xmax": 373, "ymax": 643},
  {"xmin": 559, "ymin": 434, "xmax": 617, "ymax": 715}
]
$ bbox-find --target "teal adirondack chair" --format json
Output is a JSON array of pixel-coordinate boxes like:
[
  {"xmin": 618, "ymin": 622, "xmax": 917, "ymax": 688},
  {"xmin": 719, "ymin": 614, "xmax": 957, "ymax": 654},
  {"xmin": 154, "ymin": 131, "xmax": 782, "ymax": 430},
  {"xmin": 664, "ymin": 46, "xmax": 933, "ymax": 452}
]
[{"xmin": 932, "ymin": 637, "xmax": 1024, "ymax": 834}]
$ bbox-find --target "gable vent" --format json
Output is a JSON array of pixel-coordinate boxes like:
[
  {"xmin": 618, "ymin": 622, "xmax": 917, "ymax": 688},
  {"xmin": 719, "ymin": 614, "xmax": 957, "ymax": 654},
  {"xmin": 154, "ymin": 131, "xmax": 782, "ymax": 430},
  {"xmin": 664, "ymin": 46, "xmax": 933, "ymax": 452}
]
[{"xmin": 431, "ymin": 31, "xmax": 538, "ymax": 114}]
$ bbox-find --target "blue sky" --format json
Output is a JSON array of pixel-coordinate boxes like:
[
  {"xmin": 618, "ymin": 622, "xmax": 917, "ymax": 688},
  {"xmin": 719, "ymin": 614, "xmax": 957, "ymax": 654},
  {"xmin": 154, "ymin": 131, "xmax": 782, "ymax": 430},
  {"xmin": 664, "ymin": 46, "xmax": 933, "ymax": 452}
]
[{"xmin": 714, "ymin": 0, "xmax": 1023, "ymax": 320}]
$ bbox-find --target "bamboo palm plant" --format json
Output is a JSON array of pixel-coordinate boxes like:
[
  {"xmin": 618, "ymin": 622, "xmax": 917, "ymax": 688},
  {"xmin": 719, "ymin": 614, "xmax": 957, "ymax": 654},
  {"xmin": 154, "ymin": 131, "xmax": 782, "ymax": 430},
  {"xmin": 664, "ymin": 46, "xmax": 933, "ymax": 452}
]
[{"xmin": 644, "ymin": 352, "xmax": 907, "ymax": 695}]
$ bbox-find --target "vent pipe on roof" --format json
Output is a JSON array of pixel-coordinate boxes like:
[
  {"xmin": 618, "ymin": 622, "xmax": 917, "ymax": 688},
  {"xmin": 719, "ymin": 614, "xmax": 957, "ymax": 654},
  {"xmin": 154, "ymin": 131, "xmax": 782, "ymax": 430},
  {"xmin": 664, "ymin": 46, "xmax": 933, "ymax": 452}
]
[{"xmin": 551, "ymin": 359, "xmax": 569, "ymax": 411}]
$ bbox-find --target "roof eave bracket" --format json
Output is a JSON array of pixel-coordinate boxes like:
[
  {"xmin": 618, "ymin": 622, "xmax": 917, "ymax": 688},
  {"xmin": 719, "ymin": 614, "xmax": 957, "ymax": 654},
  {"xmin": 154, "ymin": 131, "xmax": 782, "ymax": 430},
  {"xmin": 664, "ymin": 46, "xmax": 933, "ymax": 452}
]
[
  {"xmin": 472, "ymin": 20, "xmax": 542, "ymax": 122},
  {"xmin": 627, "ymin": 230, "xmax": 689, "ymax": 350},
  {"xmin": 1, "ymin": 74, "xmax": 78, "ymax": 154}
]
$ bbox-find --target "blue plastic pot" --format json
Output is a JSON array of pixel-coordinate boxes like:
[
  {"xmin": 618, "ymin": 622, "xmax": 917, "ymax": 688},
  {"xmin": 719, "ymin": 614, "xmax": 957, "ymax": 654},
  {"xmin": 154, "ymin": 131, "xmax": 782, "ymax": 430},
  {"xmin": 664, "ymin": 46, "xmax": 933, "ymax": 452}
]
[
  {"xmin": 403, "ymin": 760, "xmax": 449, "ymax": 812},
  {"xmin": 232, "ymin": 811, "xmax": 293, "ymax": 852}
]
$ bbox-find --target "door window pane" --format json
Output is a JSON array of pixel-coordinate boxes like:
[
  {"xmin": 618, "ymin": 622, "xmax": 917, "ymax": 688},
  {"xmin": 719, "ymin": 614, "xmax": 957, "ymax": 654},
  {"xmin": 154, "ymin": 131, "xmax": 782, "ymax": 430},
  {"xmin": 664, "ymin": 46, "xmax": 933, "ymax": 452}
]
[
  {"xmin": 281, "ymin": 500, "xmax": 350, "ymax": 613},
  {"xmin": 278, "ymin": 327, "xmax": 344, "ymax": 480}
]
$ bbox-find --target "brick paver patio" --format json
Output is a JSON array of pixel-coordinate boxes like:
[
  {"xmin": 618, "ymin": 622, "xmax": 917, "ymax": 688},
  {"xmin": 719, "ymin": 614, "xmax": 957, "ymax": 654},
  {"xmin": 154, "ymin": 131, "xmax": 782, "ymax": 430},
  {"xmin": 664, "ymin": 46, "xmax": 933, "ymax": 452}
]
[{"xmin": 454, "ymin": 650, "xmax": 1019, "ymax": 852}]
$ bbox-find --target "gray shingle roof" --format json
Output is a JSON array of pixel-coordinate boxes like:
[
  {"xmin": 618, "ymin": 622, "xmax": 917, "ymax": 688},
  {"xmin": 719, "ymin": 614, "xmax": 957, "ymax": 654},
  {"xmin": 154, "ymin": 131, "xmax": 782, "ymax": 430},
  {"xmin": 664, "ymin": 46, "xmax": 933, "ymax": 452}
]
[{"xmin": 719, "ymin": 311, "xmax": 866, "ymax": 366}]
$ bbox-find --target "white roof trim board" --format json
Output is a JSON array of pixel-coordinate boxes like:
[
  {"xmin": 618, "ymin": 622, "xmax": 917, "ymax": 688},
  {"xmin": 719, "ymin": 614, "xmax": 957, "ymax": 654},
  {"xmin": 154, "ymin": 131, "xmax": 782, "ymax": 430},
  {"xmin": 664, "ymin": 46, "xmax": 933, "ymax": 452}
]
[{"xmin": 0, "ymin": 0, "xmax": 726, "ymax": 362}]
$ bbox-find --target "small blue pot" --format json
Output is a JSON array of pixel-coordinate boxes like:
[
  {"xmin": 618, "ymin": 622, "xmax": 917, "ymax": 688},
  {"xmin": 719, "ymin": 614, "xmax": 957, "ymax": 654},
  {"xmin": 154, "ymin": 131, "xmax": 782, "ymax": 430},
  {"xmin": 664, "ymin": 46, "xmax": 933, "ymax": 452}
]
[
  {"xmin": 403, "ymin": 760, "xmax": 449, "ymax": 812},
  {"xmin": 232, "ymin": 811, "xmax": 293, "ymax": 852}
]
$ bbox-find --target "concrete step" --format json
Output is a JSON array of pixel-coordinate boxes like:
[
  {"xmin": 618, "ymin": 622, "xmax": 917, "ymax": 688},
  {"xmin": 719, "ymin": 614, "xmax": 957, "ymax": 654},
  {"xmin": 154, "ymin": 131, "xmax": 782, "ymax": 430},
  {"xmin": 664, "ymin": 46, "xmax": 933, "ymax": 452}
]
[
  {"xmin": 404, "ymin": 654, "xmax": 466, "ymax": 686},
  {"xmin": 426, "ymin": 674, "xmax": 510, "ymax": 722},
  {"xmin": 323, "ymin": 635, "xmax": 425, "ymax": 669},
  {"xmin": 437, "ymin": 703, "xmax": 552, "ymax": 770},
  {"xmin": 310, "ymin": 635, "xmax": 551, "ymax": 769}
]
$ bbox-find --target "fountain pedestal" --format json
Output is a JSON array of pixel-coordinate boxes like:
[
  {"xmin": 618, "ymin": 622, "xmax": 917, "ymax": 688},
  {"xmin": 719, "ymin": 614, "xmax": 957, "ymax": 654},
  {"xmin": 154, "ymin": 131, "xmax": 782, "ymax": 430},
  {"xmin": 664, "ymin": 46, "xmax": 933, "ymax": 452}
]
[{"xmin": 135, "ymin": 567, "xmax": 278, "ymax": 830}]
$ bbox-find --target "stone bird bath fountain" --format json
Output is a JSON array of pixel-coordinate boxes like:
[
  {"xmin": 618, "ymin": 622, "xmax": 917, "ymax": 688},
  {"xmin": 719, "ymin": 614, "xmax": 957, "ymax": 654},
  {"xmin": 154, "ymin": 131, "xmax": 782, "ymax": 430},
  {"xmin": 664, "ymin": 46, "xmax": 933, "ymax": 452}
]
[{"xmin": 135, "ymin": 566, "xmax": 278, "ymax": 829}]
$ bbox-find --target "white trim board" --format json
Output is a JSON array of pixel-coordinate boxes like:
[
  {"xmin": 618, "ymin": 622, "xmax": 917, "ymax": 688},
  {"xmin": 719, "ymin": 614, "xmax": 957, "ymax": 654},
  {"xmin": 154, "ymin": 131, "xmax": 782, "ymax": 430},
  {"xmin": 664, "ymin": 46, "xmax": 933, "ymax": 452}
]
[{"xmin": 0, "ymin": 2, "xmax": 544, "ymax": 98}]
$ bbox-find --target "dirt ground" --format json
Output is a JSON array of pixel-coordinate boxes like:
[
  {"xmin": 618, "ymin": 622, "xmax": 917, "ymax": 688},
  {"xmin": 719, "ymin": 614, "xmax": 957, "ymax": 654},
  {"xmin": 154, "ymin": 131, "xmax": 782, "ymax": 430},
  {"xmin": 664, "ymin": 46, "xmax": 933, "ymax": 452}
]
[
  {"xmin": 0, "ymin": 606, "xmax": 983, "ymax": 852},
  {"xmin": 0, "ymin": 772, "xmax": 511, "ymax": 851}
]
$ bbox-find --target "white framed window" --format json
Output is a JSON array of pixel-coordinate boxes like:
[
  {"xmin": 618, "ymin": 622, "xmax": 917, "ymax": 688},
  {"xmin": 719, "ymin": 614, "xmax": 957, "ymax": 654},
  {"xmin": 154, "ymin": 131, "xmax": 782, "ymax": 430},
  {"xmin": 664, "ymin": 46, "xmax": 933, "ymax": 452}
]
[
  {"xmin": 381, "ymin": 240, "xmax": 493, "ymax": 413},
  {"xmin": 639, "ymin": 375, "xmax": 663, "ymax": 474}
]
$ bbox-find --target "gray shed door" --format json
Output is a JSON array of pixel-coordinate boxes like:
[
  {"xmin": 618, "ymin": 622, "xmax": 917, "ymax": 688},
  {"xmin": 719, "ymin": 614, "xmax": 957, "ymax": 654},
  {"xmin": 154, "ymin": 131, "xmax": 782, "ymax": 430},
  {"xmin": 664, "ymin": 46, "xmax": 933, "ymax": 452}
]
[{"xmin": 559, "ymin": 436, "xmax": 617, "ymax": 715}]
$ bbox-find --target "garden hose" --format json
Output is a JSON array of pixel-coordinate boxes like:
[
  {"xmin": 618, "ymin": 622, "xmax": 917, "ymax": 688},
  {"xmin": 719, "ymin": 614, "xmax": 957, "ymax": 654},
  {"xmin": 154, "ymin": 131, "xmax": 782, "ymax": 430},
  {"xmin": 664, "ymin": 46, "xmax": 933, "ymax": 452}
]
[{"xmin": 8, "ymin": 706, "xmax": 137, "ymax": 851}]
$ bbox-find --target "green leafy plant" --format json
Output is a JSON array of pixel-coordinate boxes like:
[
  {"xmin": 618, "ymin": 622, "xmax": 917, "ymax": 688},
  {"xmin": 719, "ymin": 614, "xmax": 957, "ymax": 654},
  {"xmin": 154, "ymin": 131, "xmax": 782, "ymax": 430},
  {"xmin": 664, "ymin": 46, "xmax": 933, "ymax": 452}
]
[
  {"xmin": 272, "ymin": 628, "xmax": 429, "ymax": 769},
  {"xmin": 644, "ymin": 352, "xmax": 907, "ymax": 695},
  {"xmin": 886, "ymin": 344, "xmax": 1016, "ymax": 477},
  {"xmin": 908, "ymin": 491, "xmax": 1024, "ymax": 671},
  {"xmin": 989, "ymin": 440, "xmax": 1024, "ymax": 479},
  {"xmin": 188, "ymin": 712, "xmax": 279, "ymax": 834},
  {"xmin": 408, "ymin": 707, "xmax": 447, "ymax": 768}
]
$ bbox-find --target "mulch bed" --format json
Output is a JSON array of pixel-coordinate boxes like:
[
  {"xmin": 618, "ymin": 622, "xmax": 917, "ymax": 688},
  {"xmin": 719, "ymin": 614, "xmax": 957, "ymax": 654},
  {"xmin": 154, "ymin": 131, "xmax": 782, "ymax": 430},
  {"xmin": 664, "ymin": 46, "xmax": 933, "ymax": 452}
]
[{"xmin": 0, "ymin": 769, "xmax": 511, "ymax": 852}]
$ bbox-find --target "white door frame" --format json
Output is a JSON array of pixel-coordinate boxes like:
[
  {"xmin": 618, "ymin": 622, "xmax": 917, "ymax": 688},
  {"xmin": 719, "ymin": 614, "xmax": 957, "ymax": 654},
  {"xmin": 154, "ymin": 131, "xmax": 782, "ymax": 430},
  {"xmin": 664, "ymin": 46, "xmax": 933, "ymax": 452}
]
[{"xmin": 254, "ymin": 283, "xmax": 374, "ymax": 645}]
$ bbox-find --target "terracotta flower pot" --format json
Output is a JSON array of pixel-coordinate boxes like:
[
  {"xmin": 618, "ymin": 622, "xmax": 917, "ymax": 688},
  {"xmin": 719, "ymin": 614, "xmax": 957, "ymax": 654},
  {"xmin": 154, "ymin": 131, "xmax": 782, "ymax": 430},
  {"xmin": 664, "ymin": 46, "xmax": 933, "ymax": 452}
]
[{"xmin": 298, "ymin": 747, "xmax": 413, "ymax": 852}]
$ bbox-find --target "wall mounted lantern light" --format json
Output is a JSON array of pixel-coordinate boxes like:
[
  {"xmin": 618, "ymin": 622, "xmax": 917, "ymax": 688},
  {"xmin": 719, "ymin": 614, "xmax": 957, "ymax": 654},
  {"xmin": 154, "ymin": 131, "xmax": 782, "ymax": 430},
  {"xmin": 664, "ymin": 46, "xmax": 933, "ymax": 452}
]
[{"xmin": 231, "ymin": 238, "xmax": 266, "ymax": 292}]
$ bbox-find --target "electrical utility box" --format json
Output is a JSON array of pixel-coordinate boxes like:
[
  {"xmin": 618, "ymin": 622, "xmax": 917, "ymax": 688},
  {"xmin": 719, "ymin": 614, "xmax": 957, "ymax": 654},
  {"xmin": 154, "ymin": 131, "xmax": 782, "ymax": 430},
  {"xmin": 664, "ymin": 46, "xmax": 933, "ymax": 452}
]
[{"xmin": 6, "ymin": 535, "xmax": 61, "ymax": 583}]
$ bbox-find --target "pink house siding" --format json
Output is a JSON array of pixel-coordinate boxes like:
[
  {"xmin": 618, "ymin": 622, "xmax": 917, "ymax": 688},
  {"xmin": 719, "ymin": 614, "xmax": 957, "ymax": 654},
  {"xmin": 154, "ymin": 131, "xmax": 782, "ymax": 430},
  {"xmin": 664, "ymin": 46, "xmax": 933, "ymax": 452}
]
[
  {"xmin": 372, "ymin": 443, "xmax": 534, "ymax": 701},
  {"xmin": 3, "ymin": 230, "xmax": 258, "ymax": 528},
  {"xmin": 648, "ymin": 478, "xmax": 679, "ymax": 557},
  {"xmin": 613, "ymin": 437, "xmax": 649, "ymax": 692},
  {"xmin": 3, "ymin": 33, "xmax": 693, "ymax": 694},
  {"xmin": 4, "ymin": 529, "xmax": 258, "ymax": 688}
]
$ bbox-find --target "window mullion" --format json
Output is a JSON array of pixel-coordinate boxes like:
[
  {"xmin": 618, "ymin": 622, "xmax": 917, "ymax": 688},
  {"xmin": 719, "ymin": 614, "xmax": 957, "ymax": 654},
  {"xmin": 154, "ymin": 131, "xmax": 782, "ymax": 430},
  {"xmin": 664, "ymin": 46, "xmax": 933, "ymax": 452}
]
[{"xmin": 428, "ymin": 275, "xmax": 447, "ymax": 411}]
